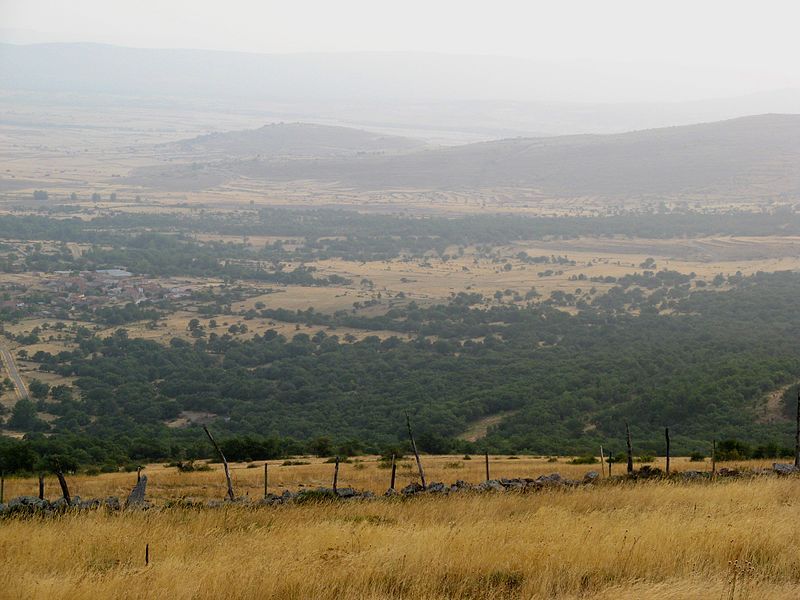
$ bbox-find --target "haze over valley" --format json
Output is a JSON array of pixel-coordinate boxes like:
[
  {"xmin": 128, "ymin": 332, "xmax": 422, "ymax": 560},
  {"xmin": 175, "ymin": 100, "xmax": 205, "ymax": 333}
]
[{"xmin": 3, "ymin": 3, "xmax": 800, "ymax": 596}]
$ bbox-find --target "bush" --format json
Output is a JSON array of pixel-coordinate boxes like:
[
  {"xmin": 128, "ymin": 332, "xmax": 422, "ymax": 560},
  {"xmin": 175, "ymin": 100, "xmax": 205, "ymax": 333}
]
[
  {"xmin": 569, "ymin": 455, "xmax": 598, "ymax": 465},
  {"xmin": 170, "ymin": 460, "xmax": 210, "ymax": 472},
  {"xmin": 689, "ymin": 452, "xmax": 705, "ymax": 462},
  {"xmin": 637, "ymin": 454, "xmax": 655, "ymax": 463}
]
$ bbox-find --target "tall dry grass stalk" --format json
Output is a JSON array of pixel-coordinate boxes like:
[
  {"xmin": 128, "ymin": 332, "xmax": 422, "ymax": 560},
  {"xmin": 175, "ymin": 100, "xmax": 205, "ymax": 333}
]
[{"xmin": 1, "ymin": 462, "xmax": 799, "ymax": 599}]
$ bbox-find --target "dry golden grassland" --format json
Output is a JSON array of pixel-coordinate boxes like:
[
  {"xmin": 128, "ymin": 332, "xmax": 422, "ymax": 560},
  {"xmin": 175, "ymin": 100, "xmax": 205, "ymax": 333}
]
[
  {"xmin": 1, "ymin": 459, "xmax": 799, "ymax": 599},
  {"xmin": 0, "ymin": 455, "xmax": 775, "ymax": 502}
]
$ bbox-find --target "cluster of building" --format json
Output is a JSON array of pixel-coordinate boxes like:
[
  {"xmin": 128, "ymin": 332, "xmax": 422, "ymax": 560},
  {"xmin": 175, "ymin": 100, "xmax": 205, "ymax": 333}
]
[{"xmin": 18, "ymin": 269, "xmax": 193, "ymax": 312}]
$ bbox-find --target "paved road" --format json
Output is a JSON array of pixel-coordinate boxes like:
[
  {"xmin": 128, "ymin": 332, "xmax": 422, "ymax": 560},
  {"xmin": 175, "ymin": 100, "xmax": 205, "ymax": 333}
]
[{"xmin": 0, "ymin": 346, "xmax": 28, "ymax": 399}]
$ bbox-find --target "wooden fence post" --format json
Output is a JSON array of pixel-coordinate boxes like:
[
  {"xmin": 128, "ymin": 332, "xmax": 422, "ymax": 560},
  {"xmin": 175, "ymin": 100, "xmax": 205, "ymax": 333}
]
[
  {"xmin": 389, "ymin": 454, "xmax": 397, "ymax": 490},
  {"xmin": 599, "ymin": 446, "xmax": 605, "ymax": 478},
  {"xmin": 405, "ymin": 413, "xmax": 427, "ymax": 490},
  {"xmin": 332, "ymin": 456, "xmax": 340, "ymax": 492},
  {"xmin": 55, "ymin": 470, "xmax": 71, "ymax": 504},
  {"xmin": 145, "ymin": 543, "xmax": 150, "ymax": 566},
  {"xmin": 264, "ymin": 463, "xmax": 268, "ymax": 498},
  {"xmin": 485, "ymin": 451, "xmax": 490, "ymax": 481},
  {"xmin": 625, "ymin": 422, "xmax": 634, "ymax": 474},
  {"xmin": 665, "ymin": 427, "xmax": 671, "ymax": 476},
  {"xmin": 137, "ymin": 467, "xmax": 141, "ymax": 483},
  {"xmin": 795, "ymin": 390, "xmax": 800, "ymax": 469},
  {"xmin": 608, "ymin": 450, "xmax": 612, "ymax": 477},
  {"xmin": 0, "ymin": 472, "xmax": 4, "ymax": 504},
  {"xmin": 38, "ymin": 474, "xmax": 44, "ymax": 500},
  {"xmin": 711, "ymin": 439, "xmax": 717, "ymax": 477},
  {"xmin": 202, "ymin": 425, "xmax": 235, "ymax": 501}
]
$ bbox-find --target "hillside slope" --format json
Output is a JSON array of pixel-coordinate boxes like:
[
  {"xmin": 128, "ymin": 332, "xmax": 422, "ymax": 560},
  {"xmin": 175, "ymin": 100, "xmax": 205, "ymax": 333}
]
[
  {"xmin": 134, "ymin": 114, "xmax": 800, "ymax": 200},
  {"xmin": 163, "ymin": 122, "xmax": 425, "ymax": 159}
]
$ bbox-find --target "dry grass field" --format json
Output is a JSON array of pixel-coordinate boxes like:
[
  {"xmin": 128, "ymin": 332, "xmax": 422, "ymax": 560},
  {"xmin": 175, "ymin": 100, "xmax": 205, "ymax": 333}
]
[
  {"xmin": 0, "ymin": 455, "xmax": 775, "ymax": 503},
  {"xmin": 1, "ymin": 458, "xmax": 799, "ymax": 599}
]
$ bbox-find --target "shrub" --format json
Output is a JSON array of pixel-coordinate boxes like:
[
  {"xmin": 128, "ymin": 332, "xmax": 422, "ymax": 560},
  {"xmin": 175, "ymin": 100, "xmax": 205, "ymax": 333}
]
[
  {"xmin": 689, "ymin": 452, "xmax": 705, "ymax": 462},
  {"xmin": 570, "ymin": 455, "xmax": 598, "ymax": 465}
]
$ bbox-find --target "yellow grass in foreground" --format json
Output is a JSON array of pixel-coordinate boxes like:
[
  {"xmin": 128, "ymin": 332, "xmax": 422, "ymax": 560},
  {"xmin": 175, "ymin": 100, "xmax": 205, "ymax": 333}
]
[{"xmin": 2, "ymin": 463, "xmax": 800, "ymax": 599}]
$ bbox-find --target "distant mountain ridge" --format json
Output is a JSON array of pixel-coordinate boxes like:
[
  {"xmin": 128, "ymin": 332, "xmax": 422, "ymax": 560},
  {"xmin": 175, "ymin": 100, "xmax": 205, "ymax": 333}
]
[
  {"xmin": 133, "ymin": 114, "xmax": 800, "ymax": 200},
  {"xmin": 4, "ymin": 42, "xmax": 800, "ymax": 140},
  {"xmin": 163, "ymin": 122, "xmax": 426, "ymax": 158}
]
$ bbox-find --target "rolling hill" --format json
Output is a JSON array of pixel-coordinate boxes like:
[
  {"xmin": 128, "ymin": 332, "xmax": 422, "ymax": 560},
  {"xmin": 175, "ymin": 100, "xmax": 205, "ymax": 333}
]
[
  {"xmin": 132, "ymin": 114, "xmax": 800, "ymax": 200},
  {"xmin": 161, "ymin": 122, "xmax": 425, "ymax": 159}
]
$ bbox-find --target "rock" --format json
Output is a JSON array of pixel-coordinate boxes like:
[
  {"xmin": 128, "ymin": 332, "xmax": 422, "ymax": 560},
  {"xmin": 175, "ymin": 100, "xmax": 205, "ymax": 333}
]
[
  {"xmin": 681, "ymin": 470, "xmax": 704, "ymax": 480},
  {"xmin": 534, "ymin": 473, "xmax": 563, "ymax": 486},
  {"xmin": 401, "ymin": 482, "xmax": 424, "ymax": 495},
  {"xmin": 104, "ymin": 496, "xmax": 121, "ymax": 511},
  {"xmin": 718, "ymin": 467, "xmax": 740, "ymax": 478},
  {"xmin": 426, "ymin": 482, "xmax": 447, "ymax": 494},
  {"xmin": 773, "ymin": 463, "xmax": 798, "ymax": 475},
  {"xmin": 0, "ymin": 503, "xmax": 6, "ymax": 515},
  {"xmin": 8, "ymin": 496, "xmax": 49, "ymax": 511},
  {"xmin": 479, "ymin": 480, "xmax": 505, "ymax": 492},
  {"xmin": 51, "ymin": 497, "xmax": 70, "ymax": 510},
  {"xmin": 78, "ymin": 498, "xmax": 101, "ymax": 510},
  {"xmin": 258, "ymin": 493, "xmax": 283, "ymax": 506},
  {"xmin": 281, "ymin": 490, "xmax": 295, "ymax": 500},
  {"xmin": 502, "ymin": 479, "xmax": 525, "ymax": 490},
  {"xmin": 335, "ymin": 487, "xmax": 356, "ymax": 498},
  {"xmin": 384, "ymin": 488, "xmax": 398, "ymax": 497},
  {"xmin": 453, "ymin": 480, "xmax": 472, "ymax": 490},
  {"xmin": 125, "ymin": 475, "xmax": 148, "ymax": 508},
  {"xmin": 583, "ymin": 471, "xmax": 600, "ymax": 483},
  {"xmin": 361, "ymin": 491, "xmax": 375, "ymax": 499}
]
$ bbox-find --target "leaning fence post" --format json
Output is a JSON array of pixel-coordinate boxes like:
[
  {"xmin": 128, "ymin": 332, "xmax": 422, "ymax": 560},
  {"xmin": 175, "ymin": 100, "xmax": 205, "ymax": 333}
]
[
  {"xmin": 625, "ymin": 422, "xmax": 634, "ymax": 475},
  {"xmin": 389, "ymin": 454, "xmax": 397, "ymax": 490},
  {"xmin": 485, "ymin": 451, "xmax": 490, "ymax": 481},
  {"xmin": 665, "ymin": 427, "xmax": 671, "ymax": 476},
  {"xmin": 202, "ymin": 425, "xmax": 235, "ymax": 501},
  {"xmin": 332, "ymin": 456, "xmax": 340, "ymax": 492},
  {"xmin": 55, "ymin": 469, "xmax": 71, "ymax": 504},
  {"xmin": 405, "ymin": 413, "xmax": 427, "ymax": 490}
]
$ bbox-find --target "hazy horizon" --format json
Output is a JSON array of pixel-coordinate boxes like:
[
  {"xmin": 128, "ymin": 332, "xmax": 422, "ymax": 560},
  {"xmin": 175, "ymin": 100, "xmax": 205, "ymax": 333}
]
[{"xmin": 3, "ymin": 0, "xmax": 800, "ymax": 104}]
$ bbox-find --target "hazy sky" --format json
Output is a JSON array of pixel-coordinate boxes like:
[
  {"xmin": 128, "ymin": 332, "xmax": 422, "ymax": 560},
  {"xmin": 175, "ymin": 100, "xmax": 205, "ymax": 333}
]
[{"xmin": 3, "ymin": 0, "xmax": 800, "ymax": 101}]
